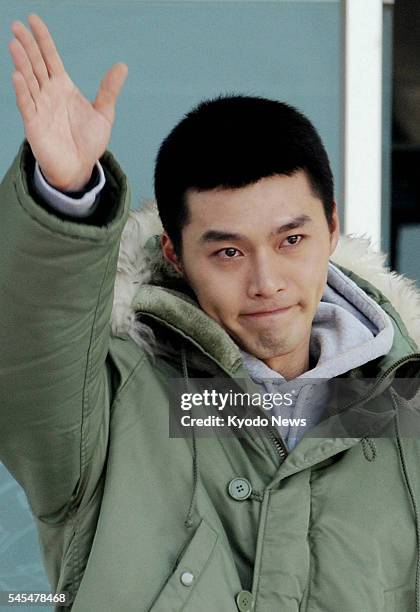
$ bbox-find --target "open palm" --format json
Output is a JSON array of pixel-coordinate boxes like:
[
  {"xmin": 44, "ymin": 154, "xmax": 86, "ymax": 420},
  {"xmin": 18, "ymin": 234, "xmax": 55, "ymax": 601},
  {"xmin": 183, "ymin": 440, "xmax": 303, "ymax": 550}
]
[{"xmin": 9, "ymin": 14, "xmax": 128, "ymax": 190}]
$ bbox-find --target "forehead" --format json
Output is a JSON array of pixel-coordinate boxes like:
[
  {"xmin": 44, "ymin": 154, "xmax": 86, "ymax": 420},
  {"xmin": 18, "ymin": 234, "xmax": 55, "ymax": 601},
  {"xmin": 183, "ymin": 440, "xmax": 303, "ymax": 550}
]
[{"xmin": 184, "ymin": 170, "xmax": 324, "ymax": 233}]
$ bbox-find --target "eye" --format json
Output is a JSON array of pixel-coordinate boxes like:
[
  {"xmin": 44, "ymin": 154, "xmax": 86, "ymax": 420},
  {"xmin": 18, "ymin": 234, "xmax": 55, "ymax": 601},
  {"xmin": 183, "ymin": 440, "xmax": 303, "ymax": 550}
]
[
  {"xmin": 215, "ymin": 247, "xmax": 241, "ymax": 259},
  {"xmin": 282, "ymin": 234, "xmax": 303, "ymax": 247}
]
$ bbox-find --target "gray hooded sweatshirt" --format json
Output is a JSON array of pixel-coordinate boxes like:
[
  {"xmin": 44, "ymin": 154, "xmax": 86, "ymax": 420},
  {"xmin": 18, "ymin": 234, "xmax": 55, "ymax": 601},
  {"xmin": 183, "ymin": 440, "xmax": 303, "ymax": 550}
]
[{"xmin": 240, "ymin": 261, "xmax": 395, "ymax": 450}]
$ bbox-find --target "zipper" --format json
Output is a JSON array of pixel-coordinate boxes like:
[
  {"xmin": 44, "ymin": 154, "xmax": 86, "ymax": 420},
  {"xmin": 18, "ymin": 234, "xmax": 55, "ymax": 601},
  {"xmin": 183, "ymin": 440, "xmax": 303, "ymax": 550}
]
[
  {"xmin": 266, "ymin": 424, "xmax": 289, "ymax": 461},
  {"xmin": 249, "ymin": 395, "xmax": 289, "ymax": 462}
]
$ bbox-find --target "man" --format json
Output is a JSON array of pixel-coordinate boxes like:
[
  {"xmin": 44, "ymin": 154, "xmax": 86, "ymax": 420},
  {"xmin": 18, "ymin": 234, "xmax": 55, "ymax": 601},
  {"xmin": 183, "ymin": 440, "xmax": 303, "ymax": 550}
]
[{"xmin": 1, "ymin": 13, "xmax": 420, "ymax": 612}]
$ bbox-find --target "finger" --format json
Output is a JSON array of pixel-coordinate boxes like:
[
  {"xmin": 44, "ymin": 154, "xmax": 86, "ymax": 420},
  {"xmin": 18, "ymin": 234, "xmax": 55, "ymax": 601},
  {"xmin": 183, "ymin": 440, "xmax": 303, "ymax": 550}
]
[
  {"xmin": 92, "ymin": 63, "xmax": 128, "ymax": 124},
  {"xmin": 11, "ymin": 71, "xmax": 36, "ymax": 123},
  {"xmin": 11, "ymin": 20, "xmax": 49, "ymax": 86},
  {"xmin": 8, "ymin": 38, "xmax": 40, "ymax": 104},
  {"xmin": 27, "ymin": 14, "xmax": 65, "ymax": 77}
]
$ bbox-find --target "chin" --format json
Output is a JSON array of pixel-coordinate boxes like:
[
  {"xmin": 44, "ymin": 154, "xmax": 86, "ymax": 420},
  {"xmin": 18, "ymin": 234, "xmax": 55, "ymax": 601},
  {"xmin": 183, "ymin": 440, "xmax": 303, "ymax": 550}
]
[{"xmin": 239, "ymin": 339, "xmax": 287, "ymax": 360}]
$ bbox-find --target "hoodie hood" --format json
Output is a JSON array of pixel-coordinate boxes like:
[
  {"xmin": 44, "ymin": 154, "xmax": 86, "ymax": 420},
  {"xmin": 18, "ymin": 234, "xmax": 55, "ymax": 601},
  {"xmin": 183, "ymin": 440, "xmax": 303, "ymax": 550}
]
[{"xmin": 111, "ymin": 201, "xmax": 420, "ymax": 375}]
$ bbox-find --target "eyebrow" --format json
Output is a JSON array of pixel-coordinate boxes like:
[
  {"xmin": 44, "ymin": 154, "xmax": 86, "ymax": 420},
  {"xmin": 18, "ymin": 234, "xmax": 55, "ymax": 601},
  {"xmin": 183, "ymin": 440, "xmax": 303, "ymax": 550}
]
[{"xmin": 198, "ymin": 214, "xmax": 313, "ymax": 244}]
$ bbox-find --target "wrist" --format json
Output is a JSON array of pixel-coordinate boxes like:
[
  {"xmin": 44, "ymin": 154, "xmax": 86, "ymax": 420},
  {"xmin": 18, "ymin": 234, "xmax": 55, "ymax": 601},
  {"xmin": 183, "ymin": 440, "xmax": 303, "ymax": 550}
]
[{"xmin": 40, "ymin": 166, "xmax": 96, "ymax": 192}]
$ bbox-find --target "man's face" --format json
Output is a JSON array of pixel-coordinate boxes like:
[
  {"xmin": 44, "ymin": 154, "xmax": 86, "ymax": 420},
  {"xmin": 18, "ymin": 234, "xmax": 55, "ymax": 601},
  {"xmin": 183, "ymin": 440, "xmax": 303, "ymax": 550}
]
[{"xmin": 162, "ymin": 170, "xmax": 339, "ymax": 374}]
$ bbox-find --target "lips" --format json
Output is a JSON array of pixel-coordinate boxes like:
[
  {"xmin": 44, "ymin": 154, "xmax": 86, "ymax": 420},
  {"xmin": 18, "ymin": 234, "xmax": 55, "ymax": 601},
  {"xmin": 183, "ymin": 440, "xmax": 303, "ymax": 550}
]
[{"xmin": 241, "ymin": 305, "xmax": 293, "ymax": 317}]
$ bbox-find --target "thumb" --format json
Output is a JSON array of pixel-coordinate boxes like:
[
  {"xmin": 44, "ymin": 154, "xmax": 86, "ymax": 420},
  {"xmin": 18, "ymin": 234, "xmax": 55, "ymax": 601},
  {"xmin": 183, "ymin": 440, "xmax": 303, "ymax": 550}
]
[{"xmin": 92, "ymin": 62, "xmax": 128, "ymax": 124}]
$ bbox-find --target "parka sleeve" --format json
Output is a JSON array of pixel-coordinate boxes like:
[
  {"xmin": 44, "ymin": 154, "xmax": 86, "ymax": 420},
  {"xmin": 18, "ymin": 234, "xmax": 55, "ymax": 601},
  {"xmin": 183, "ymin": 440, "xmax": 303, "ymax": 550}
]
[{"xmin": 0, "ymin": 140, "xmax": 131, "ymax": 522}]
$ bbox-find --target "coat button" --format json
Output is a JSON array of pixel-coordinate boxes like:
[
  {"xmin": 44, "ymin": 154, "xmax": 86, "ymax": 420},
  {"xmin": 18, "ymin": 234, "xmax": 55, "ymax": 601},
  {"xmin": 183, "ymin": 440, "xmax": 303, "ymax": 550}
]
[
  {"xmin": 236, "ymin": 590, "xmax": 254, "ymax": 611},
  {"xmin": 180, "ymin": 571, "xmax": 194, "ymax": 586},
  {"xmin": 228, "ymin": 477, "xmax": 252, "ymax": 501}
]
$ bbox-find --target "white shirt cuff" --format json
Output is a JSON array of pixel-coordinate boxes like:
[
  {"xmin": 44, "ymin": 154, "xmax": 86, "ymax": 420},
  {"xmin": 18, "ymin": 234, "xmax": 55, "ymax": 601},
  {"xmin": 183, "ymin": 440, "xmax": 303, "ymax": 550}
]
[{"xmin": 33, "ymin": 161, "xmax": 106, "ymax": 218}]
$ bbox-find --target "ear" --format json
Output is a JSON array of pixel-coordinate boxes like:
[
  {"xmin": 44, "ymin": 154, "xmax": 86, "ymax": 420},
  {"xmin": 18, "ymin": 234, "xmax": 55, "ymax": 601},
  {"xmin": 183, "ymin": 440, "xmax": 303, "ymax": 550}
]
[
  {"xmin": 328, "ymin": 202, "xmax": 340, "ymax": 256},
  {"xmin": 161, "ymin": 232, "xmax": 183, "ymax": 274}
]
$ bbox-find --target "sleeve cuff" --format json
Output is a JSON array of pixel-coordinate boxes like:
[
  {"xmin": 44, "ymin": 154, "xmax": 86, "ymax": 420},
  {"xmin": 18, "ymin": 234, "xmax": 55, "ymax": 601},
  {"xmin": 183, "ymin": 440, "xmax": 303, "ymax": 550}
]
[{"xmin": 33, "ymin": 161, "xmax": 106, "ymax": 218}]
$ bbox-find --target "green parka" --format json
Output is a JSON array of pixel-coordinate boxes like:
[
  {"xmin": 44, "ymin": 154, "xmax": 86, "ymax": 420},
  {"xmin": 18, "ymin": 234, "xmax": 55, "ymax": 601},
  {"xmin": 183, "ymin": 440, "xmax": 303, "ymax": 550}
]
[{"xmin": 1, "ymin": 142, "xmax": 420, "ymax": 612}]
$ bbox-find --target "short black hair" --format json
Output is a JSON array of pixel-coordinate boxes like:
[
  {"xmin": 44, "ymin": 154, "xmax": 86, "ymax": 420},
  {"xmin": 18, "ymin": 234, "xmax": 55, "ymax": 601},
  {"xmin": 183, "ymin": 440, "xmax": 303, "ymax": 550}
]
[{"xmin": 154, "ymin": 94, "xmax": 334, "ymax": 256}]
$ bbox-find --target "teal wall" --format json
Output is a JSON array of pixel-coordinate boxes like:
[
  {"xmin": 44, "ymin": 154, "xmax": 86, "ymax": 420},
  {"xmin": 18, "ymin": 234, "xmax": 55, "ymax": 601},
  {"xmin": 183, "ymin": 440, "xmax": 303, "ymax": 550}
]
[{"xmin": 5, "ymin": 0, "xmax": 395, "ymax": 608}]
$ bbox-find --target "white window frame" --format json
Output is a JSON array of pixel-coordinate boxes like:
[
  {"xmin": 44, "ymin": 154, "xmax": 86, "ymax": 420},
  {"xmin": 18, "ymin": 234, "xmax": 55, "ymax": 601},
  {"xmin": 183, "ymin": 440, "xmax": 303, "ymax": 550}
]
[{"xmin": 342, "ymin": 0, "xmax": 392, "ymax": 249}]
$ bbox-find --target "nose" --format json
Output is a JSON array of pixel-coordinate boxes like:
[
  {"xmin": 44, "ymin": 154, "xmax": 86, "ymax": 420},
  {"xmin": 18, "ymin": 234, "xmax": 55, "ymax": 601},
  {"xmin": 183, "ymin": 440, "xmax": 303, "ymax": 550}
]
[{"xmin": 247, "ymin": 252, "xmax": 288, "ymax": 299}]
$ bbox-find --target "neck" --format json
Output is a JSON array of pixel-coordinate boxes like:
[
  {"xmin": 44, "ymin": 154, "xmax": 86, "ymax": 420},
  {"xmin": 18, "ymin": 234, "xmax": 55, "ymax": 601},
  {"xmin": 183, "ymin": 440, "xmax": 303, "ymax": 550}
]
[{"xmin": 263, "ymin": 343, "xmax": 311, "ymax": 381}]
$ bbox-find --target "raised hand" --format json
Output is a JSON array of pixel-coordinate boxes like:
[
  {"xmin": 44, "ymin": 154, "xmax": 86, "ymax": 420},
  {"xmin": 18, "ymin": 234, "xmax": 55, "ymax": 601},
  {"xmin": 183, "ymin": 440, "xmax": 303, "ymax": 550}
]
[{"xmin": 8, "ymin": 14, "xmax": 128, "ymax": 190}]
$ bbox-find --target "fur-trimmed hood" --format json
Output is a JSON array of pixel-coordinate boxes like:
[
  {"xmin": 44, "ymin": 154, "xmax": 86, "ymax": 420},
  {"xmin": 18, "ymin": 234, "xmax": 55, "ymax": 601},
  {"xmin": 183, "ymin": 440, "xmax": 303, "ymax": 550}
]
[{"xmin": 111, "ymin": 201, "xmax": 420, "ymax": 358}]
